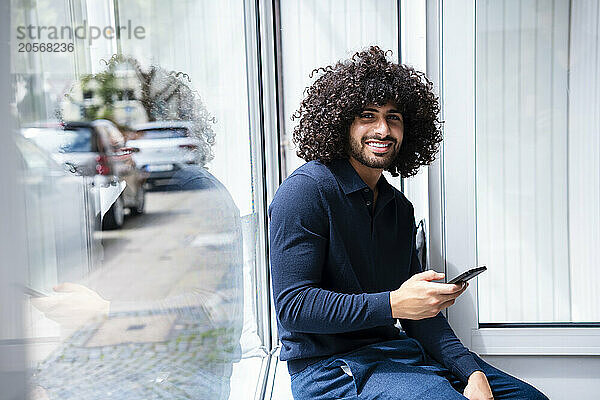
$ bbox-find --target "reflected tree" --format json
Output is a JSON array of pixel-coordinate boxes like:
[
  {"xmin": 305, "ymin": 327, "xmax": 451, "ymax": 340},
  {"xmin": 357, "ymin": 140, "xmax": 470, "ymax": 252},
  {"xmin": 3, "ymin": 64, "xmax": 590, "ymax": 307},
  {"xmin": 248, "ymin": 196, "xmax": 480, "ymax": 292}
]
[{"xmin": 61, "ymin": 54, "xmax": 216, "ymax": 165}]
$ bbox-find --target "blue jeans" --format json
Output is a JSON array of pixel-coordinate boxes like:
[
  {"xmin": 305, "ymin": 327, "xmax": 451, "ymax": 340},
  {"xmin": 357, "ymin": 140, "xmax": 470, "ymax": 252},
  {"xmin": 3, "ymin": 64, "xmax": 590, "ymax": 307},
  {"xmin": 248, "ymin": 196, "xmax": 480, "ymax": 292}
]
[{"xmin": 289, "ymin": 337, "xmax": 548, "ymax": 400}]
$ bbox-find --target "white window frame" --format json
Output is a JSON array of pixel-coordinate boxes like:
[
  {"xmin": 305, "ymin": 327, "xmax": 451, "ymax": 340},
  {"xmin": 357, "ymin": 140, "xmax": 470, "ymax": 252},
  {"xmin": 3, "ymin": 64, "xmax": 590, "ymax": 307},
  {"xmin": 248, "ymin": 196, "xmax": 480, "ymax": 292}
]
[
  {"xmin": 1, "ymin": 1, "xmax": 28, "ymax": 396},
  {"xmin": 245, "ymin": 0, "xmax": 285, "ymax": 398},
  {"xmin": 400, "ymin": 0, "xmax": 431, "ymax": 248},
  {"xmin": 424, "ymin": 0, "xmax": 600, "ymax": 356}
]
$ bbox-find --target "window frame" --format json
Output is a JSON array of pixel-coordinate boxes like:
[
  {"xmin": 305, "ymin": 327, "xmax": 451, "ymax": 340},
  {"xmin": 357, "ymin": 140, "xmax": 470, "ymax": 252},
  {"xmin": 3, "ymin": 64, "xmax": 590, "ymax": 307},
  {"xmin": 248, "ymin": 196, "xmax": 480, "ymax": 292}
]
[
  {"xmin": 426, "ymin": 0, "xmax": 600, "ymax": 356},
  {"xmin": 0, "ymin": 1, "xmax": 28, "ymax": 396},
  {"xmin": 244, "ymin": 0, "xmax": 283, "ymax": 398},
  {"xmin": 6, "ymin": 0, "xmax": 281, "ymax": 397}
]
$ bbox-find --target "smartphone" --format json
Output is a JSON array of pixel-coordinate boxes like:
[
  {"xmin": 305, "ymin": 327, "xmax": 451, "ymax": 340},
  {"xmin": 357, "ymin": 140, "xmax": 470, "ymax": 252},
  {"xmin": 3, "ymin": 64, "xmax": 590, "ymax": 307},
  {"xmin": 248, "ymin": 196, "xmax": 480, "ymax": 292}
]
[{"xmin": 447, "ymin": 266, "xmax": 487, "ymax": 284}]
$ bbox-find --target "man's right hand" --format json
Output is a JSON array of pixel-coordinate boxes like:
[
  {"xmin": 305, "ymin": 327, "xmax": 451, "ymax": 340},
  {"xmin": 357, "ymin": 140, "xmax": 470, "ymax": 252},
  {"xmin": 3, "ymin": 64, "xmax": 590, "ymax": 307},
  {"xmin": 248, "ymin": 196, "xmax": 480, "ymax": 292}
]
[{"xmin": 390, "ymin": 270, "xmax": 468, "ymax": 319}]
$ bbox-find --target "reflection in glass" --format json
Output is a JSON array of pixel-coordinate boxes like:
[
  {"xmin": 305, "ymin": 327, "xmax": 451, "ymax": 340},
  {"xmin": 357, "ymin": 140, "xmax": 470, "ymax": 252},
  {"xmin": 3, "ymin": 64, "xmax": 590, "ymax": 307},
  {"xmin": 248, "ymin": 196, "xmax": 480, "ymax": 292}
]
[
  {"xmin": 10, "ymin": 0, "xmax": 261, "ymax": 398},
  {"xmin": 25, "ymin": 128, "xmax": 94, "ymax": 154},
  {"xmin": 30, "ymin": 165, "xmax": 243, "ymax": 399}
]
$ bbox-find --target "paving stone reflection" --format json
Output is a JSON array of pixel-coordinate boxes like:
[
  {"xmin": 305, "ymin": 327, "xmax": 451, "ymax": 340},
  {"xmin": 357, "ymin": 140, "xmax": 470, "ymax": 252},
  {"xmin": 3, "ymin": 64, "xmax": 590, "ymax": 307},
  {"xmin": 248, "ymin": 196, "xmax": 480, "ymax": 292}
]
[{"xmin": 32, "ymin": 307, "xmax": 239, "ymax": 399}]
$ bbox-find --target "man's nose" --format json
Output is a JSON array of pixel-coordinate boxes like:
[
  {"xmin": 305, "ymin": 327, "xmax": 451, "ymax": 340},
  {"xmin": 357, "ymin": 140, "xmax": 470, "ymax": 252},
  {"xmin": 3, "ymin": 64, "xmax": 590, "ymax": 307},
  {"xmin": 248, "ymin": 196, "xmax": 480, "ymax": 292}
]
[{"xmin": 373, "ymin": 117, "xmax": 390, "ymax": 137}]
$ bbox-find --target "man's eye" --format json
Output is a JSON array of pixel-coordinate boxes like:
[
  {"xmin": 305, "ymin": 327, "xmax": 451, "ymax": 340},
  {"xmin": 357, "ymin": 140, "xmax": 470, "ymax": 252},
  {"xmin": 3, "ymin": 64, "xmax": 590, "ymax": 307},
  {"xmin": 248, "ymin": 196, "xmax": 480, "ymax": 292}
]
[
  {"xmin": 360, "ymin": 113, "xmax": 374, "ymax": 119},
  {"xmin": 388, "ymin": 115, "xmax": 402, "ymax": 121}
]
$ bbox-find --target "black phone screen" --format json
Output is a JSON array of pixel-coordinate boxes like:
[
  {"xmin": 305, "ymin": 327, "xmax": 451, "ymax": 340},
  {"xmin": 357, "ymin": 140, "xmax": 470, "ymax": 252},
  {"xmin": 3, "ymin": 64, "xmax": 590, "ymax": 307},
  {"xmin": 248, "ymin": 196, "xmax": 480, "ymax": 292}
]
[{"xmin": 447, "ymin": 266, "xmax": 487, "ymax": 284}]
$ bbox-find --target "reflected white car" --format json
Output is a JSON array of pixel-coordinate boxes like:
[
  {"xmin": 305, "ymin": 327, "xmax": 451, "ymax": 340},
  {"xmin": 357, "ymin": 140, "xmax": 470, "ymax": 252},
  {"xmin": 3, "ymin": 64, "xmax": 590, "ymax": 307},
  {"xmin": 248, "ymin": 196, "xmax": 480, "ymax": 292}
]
[
  {"xmin": 15, "ymin": 135, "xmax": 101, "ymax": 291},
  {"xmin": 128, "ymin": 121, "xmax": 204, "ymax": 188}
]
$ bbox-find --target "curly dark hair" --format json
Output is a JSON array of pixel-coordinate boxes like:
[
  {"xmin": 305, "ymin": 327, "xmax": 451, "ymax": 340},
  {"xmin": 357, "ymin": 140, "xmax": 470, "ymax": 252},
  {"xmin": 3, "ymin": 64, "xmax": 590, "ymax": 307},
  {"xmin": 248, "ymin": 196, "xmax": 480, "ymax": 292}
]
[{"xmin": 292, "ymin": 46, "xmax": 443, "ymax": 177}]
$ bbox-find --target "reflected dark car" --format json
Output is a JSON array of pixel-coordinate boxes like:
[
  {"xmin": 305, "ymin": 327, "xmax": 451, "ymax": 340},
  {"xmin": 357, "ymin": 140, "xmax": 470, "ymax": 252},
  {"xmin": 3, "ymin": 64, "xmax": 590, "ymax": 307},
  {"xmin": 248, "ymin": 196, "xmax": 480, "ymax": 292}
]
[
  {"xmin": 22, "ymin": 120, "xmax": 146, "ymax": 230},
  {"xmin": 128, "ymin": 121, "xmax": 204, "ymax": 189}
]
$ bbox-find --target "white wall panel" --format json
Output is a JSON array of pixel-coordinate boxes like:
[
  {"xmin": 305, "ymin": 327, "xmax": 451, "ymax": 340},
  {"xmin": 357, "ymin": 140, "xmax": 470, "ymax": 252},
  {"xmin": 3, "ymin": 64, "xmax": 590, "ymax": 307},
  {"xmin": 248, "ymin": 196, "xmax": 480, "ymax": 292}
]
[{"xmin": 568, "ymin": 0, "xmax": 600, "ymax": 321}]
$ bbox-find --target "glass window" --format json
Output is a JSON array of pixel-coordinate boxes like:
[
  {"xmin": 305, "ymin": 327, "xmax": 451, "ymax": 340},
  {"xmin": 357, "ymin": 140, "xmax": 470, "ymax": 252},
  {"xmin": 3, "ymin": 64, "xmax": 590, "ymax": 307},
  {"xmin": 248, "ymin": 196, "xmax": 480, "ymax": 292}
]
[
  {"xmin": 135, "ymin": 129, "xmax": 189, "ymax": 139},
  {"xmin": 24, "ymin": 127, "xmax": 95, "ymax": 153},
  {"xmin": 10, "ymin": 0, "xmax": 267, "ymax": 398},
  {"xmin": 476, "ymin": 0, "xmax": 600, "ymax": 323},
  {"xmin": 279, "ymin": 0, "xmax": 399, "ymax": 176}
]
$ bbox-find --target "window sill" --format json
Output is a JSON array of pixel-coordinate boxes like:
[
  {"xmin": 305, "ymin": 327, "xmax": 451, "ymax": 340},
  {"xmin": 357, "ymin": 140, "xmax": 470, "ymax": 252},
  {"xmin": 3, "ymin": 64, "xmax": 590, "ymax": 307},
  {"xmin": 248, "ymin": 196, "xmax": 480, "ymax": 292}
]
[{"xmin": 471, "ymin": 327, "xmax": 600, "ymax": 356}]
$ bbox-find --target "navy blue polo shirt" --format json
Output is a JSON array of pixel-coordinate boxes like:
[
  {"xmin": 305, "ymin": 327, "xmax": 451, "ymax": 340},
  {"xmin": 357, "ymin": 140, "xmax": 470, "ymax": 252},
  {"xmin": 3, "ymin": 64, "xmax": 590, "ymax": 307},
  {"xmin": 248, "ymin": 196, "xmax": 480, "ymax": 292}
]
[{"xmin": 268, "ymin": 159, "xmax": 481, "ymax": 383}]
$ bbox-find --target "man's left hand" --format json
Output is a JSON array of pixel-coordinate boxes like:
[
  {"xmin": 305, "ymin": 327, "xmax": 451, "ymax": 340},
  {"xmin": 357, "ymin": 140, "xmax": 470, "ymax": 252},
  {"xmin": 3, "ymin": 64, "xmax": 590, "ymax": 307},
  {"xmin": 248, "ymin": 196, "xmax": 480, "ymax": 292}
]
[
  {"xmin": 463, "ymin": 371, "xmax": 494, "ymax": 400},
  {"xmin": 30, "ymin": 283, "xmax": 109, "ymax": 332}
]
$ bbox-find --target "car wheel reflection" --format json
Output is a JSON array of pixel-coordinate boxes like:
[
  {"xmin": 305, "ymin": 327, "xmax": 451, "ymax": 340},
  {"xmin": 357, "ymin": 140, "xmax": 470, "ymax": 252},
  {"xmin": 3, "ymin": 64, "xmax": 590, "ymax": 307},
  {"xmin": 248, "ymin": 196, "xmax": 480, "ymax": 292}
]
[
  {"xmin": 102, "ymin": 195, "xmax": 124, "ymax": 230},
  {"xmin": 130, "ymin": 186, "xmax": 146, "ymax": 216}
]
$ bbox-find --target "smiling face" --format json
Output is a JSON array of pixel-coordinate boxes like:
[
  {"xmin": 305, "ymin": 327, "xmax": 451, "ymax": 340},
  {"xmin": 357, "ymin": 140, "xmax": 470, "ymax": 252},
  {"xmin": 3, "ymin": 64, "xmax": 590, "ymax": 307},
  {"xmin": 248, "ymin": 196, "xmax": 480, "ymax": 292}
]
[{"xmin": 347, "ymin": 102, "xmax": 404, "ymax": 170}]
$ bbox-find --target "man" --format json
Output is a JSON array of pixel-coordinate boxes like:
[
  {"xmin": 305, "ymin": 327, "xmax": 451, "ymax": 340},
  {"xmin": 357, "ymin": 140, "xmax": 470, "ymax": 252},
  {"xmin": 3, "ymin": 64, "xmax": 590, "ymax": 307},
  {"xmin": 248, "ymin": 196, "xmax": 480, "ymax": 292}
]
[{"xmin": 268, "ymin": 47, "xmax": 548, "ymax": 400}]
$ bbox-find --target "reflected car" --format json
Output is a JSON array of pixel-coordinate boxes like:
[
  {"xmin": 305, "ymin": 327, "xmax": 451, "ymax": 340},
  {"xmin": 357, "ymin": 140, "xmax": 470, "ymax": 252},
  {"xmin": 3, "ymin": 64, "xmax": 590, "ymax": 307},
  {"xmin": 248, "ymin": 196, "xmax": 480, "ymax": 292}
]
[
  {"xmin": 128, "ymin": 121, "xmax": 204, "ymax": 189},
  {"xmin": 21, "ymin": 120, "xmax": 146, "ymax": 230}
]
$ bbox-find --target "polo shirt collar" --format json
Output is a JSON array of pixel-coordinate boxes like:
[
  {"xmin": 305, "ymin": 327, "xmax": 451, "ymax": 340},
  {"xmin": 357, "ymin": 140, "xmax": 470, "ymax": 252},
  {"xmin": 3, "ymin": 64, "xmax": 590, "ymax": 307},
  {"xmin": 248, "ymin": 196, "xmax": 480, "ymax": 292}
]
[
  {"xmin": 329, "ymin": 159, "xmax": 395, "ymax": 201},
  {"xmin": 329, "ymin": 159, "xmax": 368, "ymax": 194}
]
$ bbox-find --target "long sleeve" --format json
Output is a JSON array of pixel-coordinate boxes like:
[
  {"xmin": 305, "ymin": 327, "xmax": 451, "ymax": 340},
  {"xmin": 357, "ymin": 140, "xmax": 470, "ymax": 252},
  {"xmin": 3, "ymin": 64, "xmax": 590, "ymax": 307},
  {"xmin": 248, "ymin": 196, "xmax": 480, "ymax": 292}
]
[
  {"xmin": 400, "ymin": 216, "xmax": 482, "ymax": 383},
  {"xmin": 269, "ymin": 174, "xmax": 395, "ymax": 334}
]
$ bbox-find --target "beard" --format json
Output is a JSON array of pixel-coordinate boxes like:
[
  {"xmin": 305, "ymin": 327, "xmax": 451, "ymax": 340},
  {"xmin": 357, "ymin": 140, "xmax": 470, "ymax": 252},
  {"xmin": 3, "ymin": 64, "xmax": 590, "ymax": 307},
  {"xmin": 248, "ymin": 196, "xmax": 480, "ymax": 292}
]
[{"xmin": 348, "ymin": 135, "xmax": 399, "ymax": 169}]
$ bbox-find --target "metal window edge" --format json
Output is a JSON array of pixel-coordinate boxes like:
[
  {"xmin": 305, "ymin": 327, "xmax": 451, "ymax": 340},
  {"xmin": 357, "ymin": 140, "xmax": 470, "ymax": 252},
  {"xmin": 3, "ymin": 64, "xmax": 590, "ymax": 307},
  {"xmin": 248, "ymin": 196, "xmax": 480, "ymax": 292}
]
[
  {"xmin": 253, "ymin": 354, "xmax": 273, "ymax": 400},
  {"xmin": 261, "ymin": 348, "xmax": 281, "ymax": 400},
  {"xmin": 471, "ymin": 327, "xmax": 600, "ymax": 356},
  {"xmin": 245, "ymin": 0, "xmax": 283, "ymax": 398}
]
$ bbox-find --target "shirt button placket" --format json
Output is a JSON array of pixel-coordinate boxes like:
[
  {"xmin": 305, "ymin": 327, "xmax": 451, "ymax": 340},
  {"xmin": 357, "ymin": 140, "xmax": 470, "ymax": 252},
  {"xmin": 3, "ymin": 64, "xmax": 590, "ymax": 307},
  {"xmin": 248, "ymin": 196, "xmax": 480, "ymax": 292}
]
[
  {"xmin": 363, "ymin": 189, "xmax": 376, "ymax": 243},
  {"xmin": 363, "ymin": 189, "xmax": 373, "ymax": 209},
  {"xmin": 362, "ymin": 188, "xmax": 374, "ymax": 233}
]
